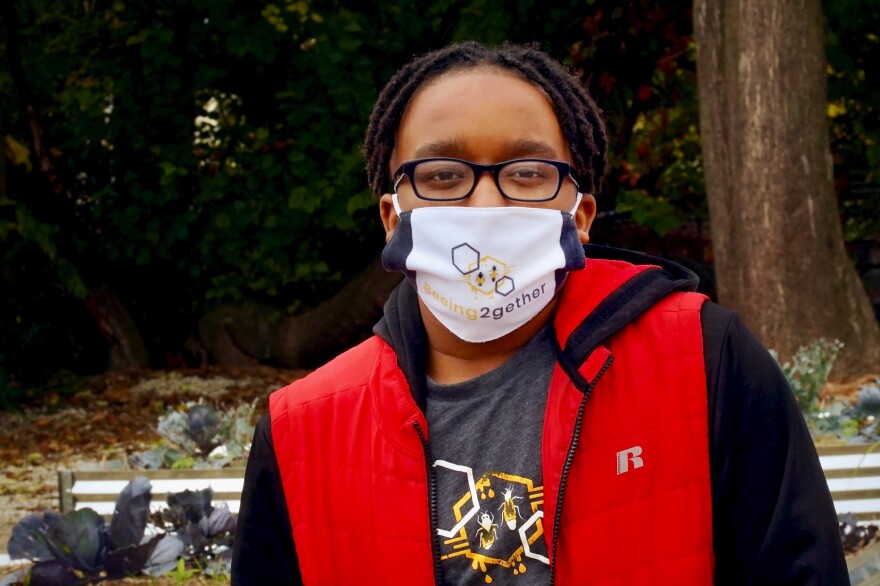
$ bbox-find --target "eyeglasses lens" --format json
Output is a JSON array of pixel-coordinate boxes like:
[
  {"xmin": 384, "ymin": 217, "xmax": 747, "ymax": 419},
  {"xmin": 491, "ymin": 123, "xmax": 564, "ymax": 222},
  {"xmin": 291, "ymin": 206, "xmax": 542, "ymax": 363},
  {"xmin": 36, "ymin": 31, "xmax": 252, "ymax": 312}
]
[
  {"xmin": 412, "ymin": 160, "xmax": 561, "ymax": 201},
  {"xmin": 498, "ymin": 161, "xmax": 560, "ymax": 201}
]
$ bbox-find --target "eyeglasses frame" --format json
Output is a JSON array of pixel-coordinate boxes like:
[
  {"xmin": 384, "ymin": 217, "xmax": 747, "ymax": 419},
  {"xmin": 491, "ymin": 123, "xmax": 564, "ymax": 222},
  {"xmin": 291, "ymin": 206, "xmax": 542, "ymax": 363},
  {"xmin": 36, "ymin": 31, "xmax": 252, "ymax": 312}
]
[{"xmin": 392, "ymin": 157, "xmax": 580, "ymax": 202}]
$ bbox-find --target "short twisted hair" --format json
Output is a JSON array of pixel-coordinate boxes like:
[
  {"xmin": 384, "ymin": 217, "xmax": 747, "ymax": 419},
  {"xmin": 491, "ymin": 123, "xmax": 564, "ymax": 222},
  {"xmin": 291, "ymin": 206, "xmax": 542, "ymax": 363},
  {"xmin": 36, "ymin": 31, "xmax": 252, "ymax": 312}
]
[{"xmin": 363, "ymin": 41, "xmax": 608, "ymax": 198}]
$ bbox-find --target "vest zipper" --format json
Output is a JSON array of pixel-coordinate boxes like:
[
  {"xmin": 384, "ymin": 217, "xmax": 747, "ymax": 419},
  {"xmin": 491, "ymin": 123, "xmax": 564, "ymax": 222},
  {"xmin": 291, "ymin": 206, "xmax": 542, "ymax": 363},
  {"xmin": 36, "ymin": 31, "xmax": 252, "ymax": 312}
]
[
  {"xmin": 414, "ymin": 420, "xmax": 444, "ymax": 586},
  {"xmin": 549, "ymin": 354, "xmax": 614, "ymax": 586}
]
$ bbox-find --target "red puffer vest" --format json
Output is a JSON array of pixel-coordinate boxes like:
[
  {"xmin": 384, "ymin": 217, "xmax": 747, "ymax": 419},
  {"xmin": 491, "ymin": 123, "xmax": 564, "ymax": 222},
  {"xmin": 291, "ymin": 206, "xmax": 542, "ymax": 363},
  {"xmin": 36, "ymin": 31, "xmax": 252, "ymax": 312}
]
[{"xmin": 270, "ymin": 259, "xmax": 713, "ymax": 584}]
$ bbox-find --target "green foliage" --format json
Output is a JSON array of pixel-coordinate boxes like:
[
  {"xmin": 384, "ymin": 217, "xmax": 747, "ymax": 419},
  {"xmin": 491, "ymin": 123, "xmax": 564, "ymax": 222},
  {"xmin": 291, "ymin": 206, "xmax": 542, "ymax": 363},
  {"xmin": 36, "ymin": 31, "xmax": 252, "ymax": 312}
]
[
  {"xmin": 771, "ymin": 340, "xmax": 880, "ymax": 444},
  {"xmin": 615, "ymin": 189, "xmax": 682, "ymax": 236},
  {"xmin": 0, "ymin": 0, "xmax": 603, "ymax": 388},
  {"xmin": 824, "ymin": 0, "xmax": 880, "ymax": 241},
  {"xmin": 568, "ymin": 2, "xmax": 706, "ymax": 238},
  {"xmin": 771, "ymin": 338, "xmax": 844, "ymax": 415},
  {"xmin": 171, "ymin": 457, "xmax": 197, "ymax": 470},
  {"xmin": 1, "ymin": 0, "xmax": 876, "ymax": 394},
  {"xmin": 166, "ymin": 558, "xmax": 201, "ymax": 583},
  {"xmin": 801, "ymin": 378, "xmax": 880, "ymax": 445}
]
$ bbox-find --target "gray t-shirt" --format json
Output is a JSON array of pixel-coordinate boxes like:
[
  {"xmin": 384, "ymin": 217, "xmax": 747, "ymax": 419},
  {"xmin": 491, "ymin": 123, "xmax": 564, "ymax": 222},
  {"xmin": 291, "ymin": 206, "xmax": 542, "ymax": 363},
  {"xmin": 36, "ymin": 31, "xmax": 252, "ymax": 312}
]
[{"xmin": 426, "ymin": 326, "xmax": 555, "ymax": 584}]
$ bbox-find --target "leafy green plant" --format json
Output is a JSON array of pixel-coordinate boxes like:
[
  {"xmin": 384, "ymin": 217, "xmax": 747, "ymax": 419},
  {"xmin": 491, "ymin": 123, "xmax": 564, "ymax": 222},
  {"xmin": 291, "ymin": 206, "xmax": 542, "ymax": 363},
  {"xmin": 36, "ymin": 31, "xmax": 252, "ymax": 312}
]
[
  {"xmin": 770, "ymin": 338, "xmax": 844, "ymax": 415},
  {"xmin": 773, "ymin": 338, "xmax": 880, "ymax": 444},
  {"xmin": 131, "ymin": 401, "xmax": 256, "ymax": 470},
  {"xmin": 165, "ymin": 558, "xmax": 201, "ymax": 584},
  {"xmin": 768, "ymin": 339, "xmax": 880, "ymax": 444}
]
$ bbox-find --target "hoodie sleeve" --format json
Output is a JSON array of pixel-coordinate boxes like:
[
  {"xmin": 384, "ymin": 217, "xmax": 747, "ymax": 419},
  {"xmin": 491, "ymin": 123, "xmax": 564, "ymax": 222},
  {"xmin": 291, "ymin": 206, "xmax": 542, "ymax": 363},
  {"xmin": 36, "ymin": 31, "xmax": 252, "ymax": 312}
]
[
  {"xmin": 702, "ymin": 302, "xmax": 848, "ymax": 585},
  {"xmin": 231, "ymin": 413, "xmax": 303, "ymax": 585}
]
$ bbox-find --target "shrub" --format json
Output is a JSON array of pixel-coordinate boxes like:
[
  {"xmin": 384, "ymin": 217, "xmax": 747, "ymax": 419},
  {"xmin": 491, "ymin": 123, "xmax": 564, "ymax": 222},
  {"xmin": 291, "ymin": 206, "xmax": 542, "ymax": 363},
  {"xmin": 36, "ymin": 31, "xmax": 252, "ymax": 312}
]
[
  {"xmin": 773, "ymin": 339, "xmax": 880, "ymax": 444},
  {"xmin": 770, "ymin": 338, "xmax": 844, "ymax": 414}
]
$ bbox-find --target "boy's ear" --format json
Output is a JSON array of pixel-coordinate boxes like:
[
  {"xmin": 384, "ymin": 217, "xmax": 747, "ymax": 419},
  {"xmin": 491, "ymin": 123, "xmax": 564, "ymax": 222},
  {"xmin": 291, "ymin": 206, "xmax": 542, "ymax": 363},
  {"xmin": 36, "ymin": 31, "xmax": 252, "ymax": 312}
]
[
  {"xmin": 575, "ymin": 193, "xmax": 597, "ymax": 244},
  {"xmin": 379, "ymin": 193, "xmax": 399, "ymax": 243}
]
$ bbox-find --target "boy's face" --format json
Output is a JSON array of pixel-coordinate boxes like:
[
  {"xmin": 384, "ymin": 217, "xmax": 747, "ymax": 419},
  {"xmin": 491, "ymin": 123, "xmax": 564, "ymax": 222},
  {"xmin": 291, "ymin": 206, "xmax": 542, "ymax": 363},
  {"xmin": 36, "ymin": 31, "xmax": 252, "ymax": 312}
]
[{"xmin": 379, "ymin": 69, "xmax": 595, "ymax": 243}]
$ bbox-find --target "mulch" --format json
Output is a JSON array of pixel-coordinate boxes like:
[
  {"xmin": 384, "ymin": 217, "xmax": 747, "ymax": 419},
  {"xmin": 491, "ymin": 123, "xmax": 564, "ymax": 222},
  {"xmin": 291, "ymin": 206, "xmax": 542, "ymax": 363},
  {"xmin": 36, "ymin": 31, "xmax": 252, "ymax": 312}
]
[{"xmin": 0, "ymin": 365, "xmax": 307, "ymax": 583}]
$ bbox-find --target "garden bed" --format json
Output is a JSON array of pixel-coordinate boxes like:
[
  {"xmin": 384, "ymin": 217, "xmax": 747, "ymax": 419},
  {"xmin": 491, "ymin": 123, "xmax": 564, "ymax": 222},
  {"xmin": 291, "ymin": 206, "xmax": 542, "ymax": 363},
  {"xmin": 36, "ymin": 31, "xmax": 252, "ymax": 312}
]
[{"xmin": 0, "ymin": 366, "xmax": 303, "ymax": 584}]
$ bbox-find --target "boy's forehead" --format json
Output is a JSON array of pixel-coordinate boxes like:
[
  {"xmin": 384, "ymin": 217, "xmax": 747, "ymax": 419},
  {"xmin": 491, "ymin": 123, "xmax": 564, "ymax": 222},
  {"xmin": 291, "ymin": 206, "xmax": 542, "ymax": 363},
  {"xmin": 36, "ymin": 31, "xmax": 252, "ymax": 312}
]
[
  {"xmin": 391, "ymin": 69, "xmax": 570, "ymax": 166},
  {"xmin": 410, "ymin": 137, "xmax": 561, "ymax": 160}
]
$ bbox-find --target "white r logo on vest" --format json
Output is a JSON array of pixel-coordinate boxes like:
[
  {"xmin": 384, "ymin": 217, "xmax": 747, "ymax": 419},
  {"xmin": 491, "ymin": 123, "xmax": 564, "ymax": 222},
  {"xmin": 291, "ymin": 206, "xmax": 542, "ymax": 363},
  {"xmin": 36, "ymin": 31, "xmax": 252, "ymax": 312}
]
[{"xmin": 616, "ymin": 446, "xmax": 644, "ymax": 475}]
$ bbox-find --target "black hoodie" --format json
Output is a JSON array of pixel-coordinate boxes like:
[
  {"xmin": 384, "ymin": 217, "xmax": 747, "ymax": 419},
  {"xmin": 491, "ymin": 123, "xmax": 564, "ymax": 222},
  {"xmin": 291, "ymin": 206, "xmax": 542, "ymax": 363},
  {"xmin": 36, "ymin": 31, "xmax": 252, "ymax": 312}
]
[{"xmin": 232, "ymin": 246, "xmax": 848, "ymax": 585}]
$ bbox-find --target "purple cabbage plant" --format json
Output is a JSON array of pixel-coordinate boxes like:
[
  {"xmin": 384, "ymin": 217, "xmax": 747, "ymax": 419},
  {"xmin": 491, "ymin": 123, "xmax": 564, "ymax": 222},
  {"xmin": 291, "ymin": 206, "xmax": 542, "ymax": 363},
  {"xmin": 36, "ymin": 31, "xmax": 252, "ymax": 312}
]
[
  {"xmin": 130, "ymin": 401, "xmax": 255, "ymax": 470},
  {"xmin": 840, "ymin": 513, "xmax": 880, "ymax": 554},
  {"xmin": 150, "ymin": 486, "xmax": 237, "ymax": 576},
  {"xmin": 2, "ymin": 477, "xmax": 183, "ymax": 585}
]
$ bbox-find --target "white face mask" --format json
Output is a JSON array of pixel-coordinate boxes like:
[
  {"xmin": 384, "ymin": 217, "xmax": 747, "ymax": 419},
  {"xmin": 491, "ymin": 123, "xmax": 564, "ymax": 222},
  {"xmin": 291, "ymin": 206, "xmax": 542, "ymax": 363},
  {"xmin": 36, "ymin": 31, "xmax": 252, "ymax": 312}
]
[{"xmin": 382, "ymin": 194, "xmax": 586, "ymax": 343}]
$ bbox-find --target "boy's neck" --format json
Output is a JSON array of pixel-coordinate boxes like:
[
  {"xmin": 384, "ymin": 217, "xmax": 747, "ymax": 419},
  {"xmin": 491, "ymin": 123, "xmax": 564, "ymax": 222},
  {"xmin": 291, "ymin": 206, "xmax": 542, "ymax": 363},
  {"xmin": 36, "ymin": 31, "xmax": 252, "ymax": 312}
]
[{"xmin": 420, "ymin": 297, "xmax": 559, "ymax": 385}]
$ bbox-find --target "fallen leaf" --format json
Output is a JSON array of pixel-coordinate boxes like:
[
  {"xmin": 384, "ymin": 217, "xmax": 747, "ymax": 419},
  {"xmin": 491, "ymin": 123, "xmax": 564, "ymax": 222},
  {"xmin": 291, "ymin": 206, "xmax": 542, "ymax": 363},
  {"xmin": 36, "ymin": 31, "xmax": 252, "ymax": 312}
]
[{"xmin": 90, "ymin": 412, "xmax": 108, "ymax": 423}]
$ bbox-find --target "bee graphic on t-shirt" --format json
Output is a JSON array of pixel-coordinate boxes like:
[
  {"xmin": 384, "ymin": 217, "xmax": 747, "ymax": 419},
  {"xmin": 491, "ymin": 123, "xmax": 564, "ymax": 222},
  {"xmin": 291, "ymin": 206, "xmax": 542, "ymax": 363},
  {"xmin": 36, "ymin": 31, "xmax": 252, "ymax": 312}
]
[
  {"xmin": 474, "ymin": 511, "xmax": 499, "ymax": 549},
  {"xmin": 499, "ymin": 486, "xmax": 524, "ymax": 529}
]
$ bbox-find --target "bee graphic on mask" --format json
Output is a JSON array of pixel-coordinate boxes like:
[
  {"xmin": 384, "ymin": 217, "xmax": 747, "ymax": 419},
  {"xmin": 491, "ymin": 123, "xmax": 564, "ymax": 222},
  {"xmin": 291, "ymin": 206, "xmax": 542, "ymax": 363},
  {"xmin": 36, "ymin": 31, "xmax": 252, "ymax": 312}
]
[
  {"xmin": 476, "ymin": 266, "xmax": 499, "ymax": 288},
  {"xmin": 461, "ymin": 256, "xmax": 510, "ymax": 297}
]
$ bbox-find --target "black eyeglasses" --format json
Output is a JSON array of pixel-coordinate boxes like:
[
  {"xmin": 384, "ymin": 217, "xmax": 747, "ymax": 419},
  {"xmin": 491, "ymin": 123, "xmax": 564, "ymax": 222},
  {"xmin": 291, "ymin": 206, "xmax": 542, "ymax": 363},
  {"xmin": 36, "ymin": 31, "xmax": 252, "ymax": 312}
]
[{"xmin": 392, "ymin": 158, "xmax": 579, "ymax": 202}]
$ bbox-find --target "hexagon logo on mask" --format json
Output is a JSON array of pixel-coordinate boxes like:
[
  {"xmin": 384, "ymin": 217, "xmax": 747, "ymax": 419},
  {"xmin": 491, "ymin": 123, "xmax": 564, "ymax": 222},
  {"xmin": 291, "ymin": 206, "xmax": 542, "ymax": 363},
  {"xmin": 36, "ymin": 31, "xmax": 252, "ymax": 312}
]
[{"xmin": 451, "ymin": 243, "xmax": 514, "ymax": 298}]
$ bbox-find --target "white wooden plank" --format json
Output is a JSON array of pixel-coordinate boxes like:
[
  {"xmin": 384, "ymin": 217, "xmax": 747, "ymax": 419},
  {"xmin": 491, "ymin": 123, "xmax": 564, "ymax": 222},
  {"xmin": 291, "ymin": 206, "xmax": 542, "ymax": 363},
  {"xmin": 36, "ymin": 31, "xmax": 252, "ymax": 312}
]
[
  {"xmin": 828, "ymin": 476, "xmax": 880, "ymax": 492},
  {"xmin": 833, "ymin": 499, "xmax": 880, "ymax": 516},
  {"xmin": 71, "ymin": 478, "xmax": 244, "ymax": 495},
  {"xmin": 819, "ymin": 453, "xmax": 880, "ymax": 471},
  {"xmin": 74, "ymin": 499, "xmax": 241, "ymax": 515}
]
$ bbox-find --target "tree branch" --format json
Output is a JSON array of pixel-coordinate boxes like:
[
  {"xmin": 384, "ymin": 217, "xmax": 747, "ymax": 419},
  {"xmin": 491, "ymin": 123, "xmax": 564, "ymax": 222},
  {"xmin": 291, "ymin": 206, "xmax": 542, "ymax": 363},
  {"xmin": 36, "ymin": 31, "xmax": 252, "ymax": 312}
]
[{"xmin": 2, "ymin": 0, "xmax": 60, "ymax": 193}]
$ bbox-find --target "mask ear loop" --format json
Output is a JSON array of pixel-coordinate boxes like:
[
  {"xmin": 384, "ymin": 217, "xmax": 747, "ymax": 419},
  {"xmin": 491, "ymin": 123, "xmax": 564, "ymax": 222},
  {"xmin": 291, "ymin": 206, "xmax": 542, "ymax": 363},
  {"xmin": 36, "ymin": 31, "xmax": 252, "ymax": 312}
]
[
  {"xmin": 392, "ymin": 193, "xmax": 403, "ymax": 216},
  {"xmin": 569, "ymin": 192, "xmax": 584, "ymax": 216}
]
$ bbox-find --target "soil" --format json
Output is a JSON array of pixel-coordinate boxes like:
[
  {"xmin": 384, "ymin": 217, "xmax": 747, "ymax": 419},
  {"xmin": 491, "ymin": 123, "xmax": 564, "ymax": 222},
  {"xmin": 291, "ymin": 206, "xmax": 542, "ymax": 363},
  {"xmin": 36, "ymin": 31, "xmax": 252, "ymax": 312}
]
[{"xmin": 0, "ymin": 366, "xmax": 306, "ymax": 584}]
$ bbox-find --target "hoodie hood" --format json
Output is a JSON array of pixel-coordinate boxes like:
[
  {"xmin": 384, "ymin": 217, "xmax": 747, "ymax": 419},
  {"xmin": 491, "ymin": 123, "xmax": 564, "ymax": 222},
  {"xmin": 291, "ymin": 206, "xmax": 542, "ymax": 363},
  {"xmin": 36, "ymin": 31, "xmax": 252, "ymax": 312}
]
[{"xmin": 373, "ymin": 244, "xmax": 700, "ymax": 409}]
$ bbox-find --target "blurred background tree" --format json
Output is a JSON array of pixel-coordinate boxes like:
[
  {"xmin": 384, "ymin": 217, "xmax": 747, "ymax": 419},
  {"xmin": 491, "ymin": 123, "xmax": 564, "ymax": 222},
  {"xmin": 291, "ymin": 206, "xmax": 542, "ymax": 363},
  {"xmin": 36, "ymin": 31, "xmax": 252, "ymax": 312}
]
[
  {"xmin": 1, "ymin": 0, "xmax": 877, "ymax": 403},
  {"xmin": 695, "ymin": 0, "xmax": 880, "ymax": 379}
]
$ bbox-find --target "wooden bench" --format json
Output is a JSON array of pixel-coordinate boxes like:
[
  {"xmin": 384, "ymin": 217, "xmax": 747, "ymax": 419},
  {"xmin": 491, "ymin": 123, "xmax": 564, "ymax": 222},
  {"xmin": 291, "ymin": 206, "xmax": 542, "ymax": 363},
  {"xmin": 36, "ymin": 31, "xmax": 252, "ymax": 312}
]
[
  {"xmin": 57, "ymin": 468, "xmax": 246, "ymax": 515},
  {"xmin": 817, "ymin": 445, "xmax": 880, "ymax": 583},
  {"xmin": 817, "ymin": 444, "xmax": 880, "ymax": 524},
  {"xmin": 54, "ymin": 446, "xmax": 877, "ymax": 518},
  {"xmin": 52, "ymin": 449, "xmax": 880, "ymax": 582}
]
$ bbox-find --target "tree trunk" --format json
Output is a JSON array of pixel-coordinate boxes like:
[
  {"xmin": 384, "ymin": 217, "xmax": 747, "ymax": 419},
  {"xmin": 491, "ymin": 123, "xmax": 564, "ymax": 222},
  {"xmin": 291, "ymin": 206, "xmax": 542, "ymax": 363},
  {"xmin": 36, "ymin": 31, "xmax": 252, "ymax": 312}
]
[
  {"xmin": 83, "ymin": 287, "xmax": 149, "ymax": 370},
  {"xmin": 199, "ymin": 258, "xmax": 402, "ymax": 369},
  {"xmin": 693, "ymin": 0, "xmax": 880, "ymax": 380},
  {"xmin": 4, "ymin": 0, "xmax": 149, "ymax": 372}
]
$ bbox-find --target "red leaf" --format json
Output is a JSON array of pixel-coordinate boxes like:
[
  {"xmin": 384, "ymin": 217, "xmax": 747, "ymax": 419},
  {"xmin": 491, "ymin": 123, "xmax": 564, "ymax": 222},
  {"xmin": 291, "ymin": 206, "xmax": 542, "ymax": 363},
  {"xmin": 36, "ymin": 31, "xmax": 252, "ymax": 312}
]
[{"xmin": 598, "ymin": 72, "xmax": 617, "ymax": 95}]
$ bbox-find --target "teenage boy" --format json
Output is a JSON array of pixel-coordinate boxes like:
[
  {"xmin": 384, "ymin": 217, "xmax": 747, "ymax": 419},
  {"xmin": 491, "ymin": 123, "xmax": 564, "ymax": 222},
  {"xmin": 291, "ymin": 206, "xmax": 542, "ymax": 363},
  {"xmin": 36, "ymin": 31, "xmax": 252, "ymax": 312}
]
[{"xmin": 232, "ymin": 42, "xmax": 847, "ymax": 585}]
